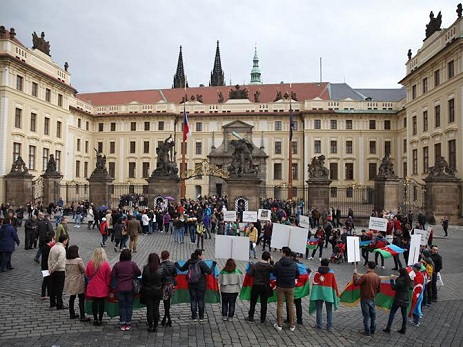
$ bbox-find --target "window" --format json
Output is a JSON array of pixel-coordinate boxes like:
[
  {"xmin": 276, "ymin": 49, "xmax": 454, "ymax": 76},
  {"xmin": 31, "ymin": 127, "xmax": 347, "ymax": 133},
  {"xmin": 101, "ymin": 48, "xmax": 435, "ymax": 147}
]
[
  {"xmin": 142, "ymin": 162, "xmax": 150, "ymax": 178},
  {"xmin": 434, "ymin": 143, "xmax": 441, "ymax": 164},
  {"xmin": 28, "ymin": 146, "xmax": 36, "ymax": 170},
  {"xmin": 144, "ymin": 122, "xmax": 150, "ymax": 131},
  {"xmin": 423, "ymin": 110, "xmax": 428, "ymax": 131},
  {"xmin": 129, "ymin": 162, "xmax": 136, "ymax": 178},
  {"xmin": 16, "ymin": 75, "xmax": 23, "ymax": 91},
  {"xmin": 275, "ymin": 121, "xmax": 282, "ymax": 131},
  {"xmin": 330, "ymin": 140, "xmax": 337, "ymax": 154},
  {"xmin": 77, "ymin": 139, "xmax": 81, "ymax": 152},
  {"xmin": 403, "ymin": 139, "xmax": 407, "ymax": 153},
  {"xmin": 110, "ymin": 141, "xmax": 115, "ymax": 154},
  {"xmin": 448, "ymin": 60, "xmax": 455, "ymax": 79},
  {"xmin": 412, "ymin": 149, "xmax": 418, "ymax": 175},
  {"xmin": 108, "ymin": 162, "xmax": 115, "ymax": 178},
  {"xmin": 385, "ymin": 141, "xmax": 391, "ymax": 156},
  {"xmin": 435, "ymin": 105, "xmax": 441, "ymax": 127},
  {"xmin": 422, "ymin": 77, "xmax": 428, "ymax": 94},
  {"xmin": 423, "ymin": 146, "xmax": 429, "ymax": 173},
  {"xmin": 292, "ymin": 163, "xmax": 298, "ymax": 180},
  {"xmin": 384, "ymin": 120, "xmax": 391, "ymax": 130},
  {"xmin": 369, "ymin": 120, "xmax": 376, "ymax": 130},
  {"xmin": 98, "ymin": 123, "xmax": 104, "ymax": 131},
  {"xmin": 30, "ymin": 113, "xmax": 37, "ymax": 132},
  {"xmin": 292, "ymin": 121, "xmax": 298, "ymax": 131},
  {"xmin": 130, "ymin": 122, "xmax": 136, "ymax": 131},
  {"xmin": 403, "ymin": 162, "xmax": 407, "ymax": 177},
  {"xmin": 273, "ymin": 163, "xmax": 282, "ymax": 180},
  {"xmin": 84, "ymin": 162, "xmax": 89, "ymax": 178},
  {"xmin": 346, "ymin": 140, "xmax": 353, "ymax": 154},
  {"xmin": 45, "ymin": 88, "xmax": 51, "ymax": 102},
  {"xmin": 314, "ymin": 119, "xmax": 321, "ymax": 129},
  {"xmin": 292, "ymin": 141, "xmax": 297, "ymax": 155},
  {"xmin": 369, "ymin": 141, "xmax": 376, "ymax": 154},
  {"xmin": 412, "ymin": 85, "xmax": 416, "ymax": 99},
  {"xmin": 53, "ymin": 150, "xmax": 60, "ymax": 172},
  {"xmin": 143, "ymin": 141, "xmax": 149, "ymax": 153},
  {"xmin": 58, "ymin": 94, "xmax": 63, "ymax": 107},
  {"xmin": 158, "ymin": 121, "xmax": 164, "ymax": 131},
  {"xmin": 368, "ymin": 163, "xmax": 377, "ymax": 180},
  {"xmin": 434, "ymin": 69, "xmax": 440, "ymax": 87},
  {"xmin": 346, "ymin": 120, "xmax": 353, "ymax": 130},
  {"xmin": 15, "ymin": 108, "xmax": 22, "ymax": 128},
  {"xmin": 85, "ymin": 140, "xmax": 89, "ymax": 153},
  {"xmin": 42, "ymin": 148, "xmax": 49, "ymax": 171},
  {"xmin": 31, "ymin": 82, "xmax": 38, "ymax": 97},
  {"xmin": 412, "ymin": 116, "xmax": 417, "ymax": 135},
  {"xmin": 330, "ymin": 120, "xmax": 337, "ymax": 129},
  {"xmin": 56, "ymin": 121, "xmax": 62, "ymax": 138},
  {"xmin": 314, "ymin": 140, "xmax": 321, "ymax": 154},
  {"xmin": 448, "ymin": 98, "xmax": 455, "ymax": 123},
  {"xmin": 275, "ymin": 141, "xmax": 282, "ymax": 155},
  {"xmin": 346, "ymin": 187, "xmax": 353, "ymax": 198},
  {"xmin": 130, "ymin": 141, "xmax": 136, "ymax": 153},
  {"xmin": 449, "ymin": 139, "xmax": 456, "ymax": 170},
  {"xmin": 75, "ymin": 160, "xmax": 81, "ymax": 177},
  {"xmin": 196, "ymin": 122, "xmax": 202, "ymax": 132},
  {"xmin": 330, "ymin": 163, "xmax": 338, "ymax": 180},
  {"xmin": 86, "ymin": 121, "xmax": 89, "ymax": 131},
  {"xmin": 13, "ymin": 143, "xmax": 22, "ymax": 163},
  {"xmin": 43, "ymin": 116, "xmax": 49, "ymax": 133},
  {"xmin": 345, "ymin": 163, "xmax": 354, "ymax": 180},
  {"xmin": 403, "ymin": 117, "xmax": 407, "ymax": 128},
  {"xmin": 195, "ymin": 142, "xmax": 202, "ymax": 155},
  {"xmin": 110, "ymin": 122, "xmax": 116, "ymax": 131}
]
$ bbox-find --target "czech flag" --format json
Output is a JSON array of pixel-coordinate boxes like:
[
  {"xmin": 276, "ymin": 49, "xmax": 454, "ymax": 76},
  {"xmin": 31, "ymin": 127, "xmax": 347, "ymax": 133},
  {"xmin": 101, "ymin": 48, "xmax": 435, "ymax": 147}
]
[{"xmin": 183, "ymin": 110, "xmax": 191, "ymax": 141}]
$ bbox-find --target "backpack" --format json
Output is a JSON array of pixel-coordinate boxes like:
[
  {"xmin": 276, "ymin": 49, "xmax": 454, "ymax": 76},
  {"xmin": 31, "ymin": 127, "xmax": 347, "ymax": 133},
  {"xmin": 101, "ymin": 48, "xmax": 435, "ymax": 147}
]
[{"xmin": 186, "ymin": 261, "xmax": 202, "ymax": 284}]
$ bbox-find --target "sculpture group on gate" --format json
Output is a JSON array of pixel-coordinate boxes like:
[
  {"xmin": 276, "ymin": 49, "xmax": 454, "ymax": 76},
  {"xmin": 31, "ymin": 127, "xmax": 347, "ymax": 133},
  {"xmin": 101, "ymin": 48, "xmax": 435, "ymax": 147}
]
[
  {"xmin": 9, "ymin": 156, "xmax": 29, "ymax": 175},
  {"xmin": 427, "ymin": 156, "xmax": 456, "ymax": 180},
  {"xmin": 307, "ymin": 155, "xmax": 329, "ymax": 179},
  {"xmin": 153, "ymin": 135, "xmax": 178, "ymax": 176},
  {"xmin": 228, "ymin": 138, "xmax": 256, "ymax": 176},
  {"xmin": 377, "ymin": 154, "xmax": 397, "ymax": 178}
]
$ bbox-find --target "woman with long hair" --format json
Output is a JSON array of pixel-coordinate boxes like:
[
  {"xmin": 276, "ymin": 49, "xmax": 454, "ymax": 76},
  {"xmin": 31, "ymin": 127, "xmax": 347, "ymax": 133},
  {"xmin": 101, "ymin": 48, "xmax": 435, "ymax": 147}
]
[
  {"xmin": 141, "ymin": 253, "xmax": 164, "ymax": 332},
  {"xmin": 160, "ymin": 250, "xmax": 177, "ymax": 327},
  {"xmin": 111, "ymin": 249, "xmax": 141, "ymax": 331},
  {"xmin": 383, "ymin": 267, "xmax": 412, "ymax": 334},
  {"xmin": 85, "ymin": 248, "xmax": 111, "ymax": 326},
  {"xmin": 218, "ymin": 258, "xmax": 243, "ymax": 321},
  {"xmin": 65, "ymin": 245, "xmax": 90, "ymax": 322}
]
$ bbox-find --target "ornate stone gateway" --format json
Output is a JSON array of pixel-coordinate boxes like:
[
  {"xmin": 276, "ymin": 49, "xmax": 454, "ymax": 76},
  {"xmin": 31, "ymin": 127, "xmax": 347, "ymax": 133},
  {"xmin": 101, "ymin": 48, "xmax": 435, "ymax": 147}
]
[{"xmin": 181, "ymin": 159, "xmax": 229, "ymax": 180}]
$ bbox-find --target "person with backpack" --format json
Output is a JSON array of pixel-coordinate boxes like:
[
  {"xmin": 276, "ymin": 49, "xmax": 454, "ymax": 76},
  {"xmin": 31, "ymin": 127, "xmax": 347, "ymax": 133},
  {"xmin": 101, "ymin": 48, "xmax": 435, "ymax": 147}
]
[{"xmin": 175, "ymin": 249, "xmax": 216, "ymax": 322}]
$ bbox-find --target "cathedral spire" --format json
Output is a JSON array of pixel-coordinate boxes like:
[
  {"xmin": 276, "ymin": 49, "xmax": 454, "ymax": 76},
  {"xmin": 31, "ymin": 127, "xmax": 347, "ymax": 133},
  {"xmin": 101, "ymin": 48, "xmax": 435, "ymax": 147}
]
[
  {"xmin": 173, "ymin": 45, "xmax": 188, "ymax": 89},
  {"xmin": 250, "ymin": 45, "xmax": 262, "ymax": 85},
  {"xmin": 209, "ymin": 40, "xmax": 225, "ymax": 86}
]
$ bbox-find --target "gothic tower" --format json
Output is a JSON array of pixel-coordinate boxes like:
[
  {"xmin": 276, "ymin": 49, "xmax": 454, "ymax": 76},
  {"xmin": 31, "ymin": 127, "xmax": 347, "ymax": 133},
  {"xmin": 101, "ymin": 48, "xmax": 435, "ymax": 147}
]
[
  {"xmin": 173, "ymin": 45, "xmax": 188, "ymax": 89},
  {"xmin": 250, "ymin": 46, "xmax": 262, "ymax": 85},
  {"xmin": 209, "ymin": 40, "xmax": 225, "ymax": 86}
]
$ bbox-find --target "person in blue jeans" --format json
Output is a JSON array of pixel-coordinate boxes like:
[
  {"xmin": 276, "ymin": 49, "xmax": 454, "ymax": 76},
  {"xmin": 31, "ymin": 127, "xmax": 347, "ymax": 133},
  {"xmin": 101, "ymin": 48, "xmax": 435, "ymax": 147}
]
[{"xmin": 353, "ymin": 261, "xmax": 381, "ymax": 336}]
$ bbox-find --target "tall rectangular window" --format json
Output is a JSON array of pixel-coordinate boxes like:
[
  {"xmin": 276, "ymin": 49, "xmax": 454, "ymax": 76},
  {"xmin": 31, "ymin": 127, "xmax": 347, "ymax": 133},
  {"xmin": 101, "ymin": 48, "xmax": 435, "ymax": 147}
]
[
  {"xmin": 412, "ymin": 116, "xmax": 417, "ymax": 135},
  {"xmin": 110, "ymin": 122, "xmax": 116, "ymax": 131},
  {"xmin": 275, "ymin": 141, "xmax": 282, "ymax": 154},
  {"xmin": 369, "ymin": 141, "xmax": 376, "ymax": 154},
  {"xmin": 434, "ymin": 143, "xmax": 441, "ymax": 164},
  {"xmin": 143, "ymin": 141, "xmax": 149, "ymax": 153},
  {"xmin": 369, "ymin": 120, "xmax": 376, "ymax": 130},
  {"xmin": 345, "ymin": 163, "xmax": 354, "ymax": 180},
  {"xmin": 403, "ymin": 162, "xmax": 407, "ymax": 177},
  {"xmin": 368, "ymin": 163, "xmax": 377, "ymax": 180},
  {"xmin": 330, "ymin": 163, "xmax": 338, "ymax": 180},
  {"xmin": 55, "ymin": 150, "xmax": 61, "ymax": 172},
  {"xmin": 292, "ymin": 141, "xmax": 297, "ymax": 155},
  {"xmin": 314, "ymin": 119, "xmax": 321, "ymax": 129},
  {"xmin": 58, "ymin": 94, "xmax": 63, "ymax": 107},
  {"xmin": 42, "ymin": 148, "xmax": 49, "ymax": 171},
  {"xmin": 98, "ymin": 123, "xmax": 104, "ymax": 132},
  {"xmin": 13, "ymin": 142, "xmax": 21, "ymax": 161},
  {"xmin": 330, "ymin": 120, "xmax": 337, "ymax": 129},
  {"xmin": 28, "ymin": 145, "xmax": 36, "ymax": 170},
  {"xmin": 196, "ymin": 122, "xmax": 202, "ymax": 132},
  {"xmin": 77, "ymin": 138, "xmax": 81, "ymax": 152},
  {"xmin": 16, "ymin": 75, "xmax": 23, "ymax": 91},
  {"xmin": 330, "ymin": 140, "xmax": 337, "ymax": 154},
  {"xmin": 30, "ymin": 113, "xmax": 37, "ymax": 132},
  {"xmin": 385, "ymin": 141, "xmax": 391, "ymax": 156},
  {"xmin": 423, "ymin": 146, "xmax": 429, "ymax": 173},
  {"xmin": 435, "ymin": 105, "xmax": 441, "ymax": 127},
  {"xmin": 384, "ymin": 120, "xmax": 391, "ymax": 130},
  {"xmin": 129, "ymin": 162, "xmax": 136, "ymax": 178},
  {"xmin": 108, "ymin": 162, "xmax": 115, "ymax": 178},
  {"xmin": 77, "ymin": 118, "xmax": 81, "ymax": 128},
  {"xmin": 346, "ymin": 140, "xmax": 353, "ymax": 154},
  {"xmin": 86, "ymin": 121, "xmax": 89, "ymax": 131},
  {"xmin": 314, "ymin": 140, "xmax": 321, "ymax": 153},
  {"xmin": 449, "ymin": 140, "xmax": 456, "ymax": 170},
  {"xmin": 31, "ymin": 82, "xmax": 38, "ymax": 97},
  {"xmin": 448, "ymin": 98, "xmax": 455, "ymax": 123},
  {"xmin": 75, "ymin": 160, "xmax": 81, "ymax": 177},
  {"xmin": 110, "ymin": 141, "xmax": 115, "ymax": 154},
  {"xmin": 434, "ymin": 69, "xmax": 440, "ymax": 87},
  {"xmin": 448, "ymin": 60, "xmax": 455, "ymax": 79},
  {"xmin": 144, "ymin": 122, "xmax": 150, "ymax": 131},
  {"xmin": 422, "ymin": 77, "xmax": 428, "ymax": 94},
  {"xmin": 346, "ymin": 120, "xmax": 353, "ymax": 129},
  {"xmin": 403, "ymin": 139, "xmax": 407, "ymax": 153},
  {"xmin": 131, "ymin": 122, "xmax": 136, "ymax": 131},
  {"xmin": 423, "ymin": 110, "xmax": 428, "ymax": 131},
  {"xmin": 142, "ymin": 162, "xmax": 150, "ymax": 178},
  {"xmin": 84, "ymin": 162, "xmax": 89, "ymax": 178},
  {"xmin": 412, "ymin": 85, "xmax": 416, "ymax": 99},
  {"xmin": 97, "ymin": 142, "xmax": 103, "ymax": 153},
  {"xmin": 158, "ymin": 121, "xmax": 164, "ymax": 131},
  {"xmin": 275, "ymin": 121, "xmax": 282, "ymax": 131},
  {"xmin": 412, "ymin": 149, "xmax": 418, "ymax": 175},
  {"xmin": 195, "ymin": 142, "xmax": 202, "ymax": 155},
  {"xmin": 130, "ymin": 141, "xmax": 136, "ymax": 153},
  {"xmin": 45, "ymin": 88, "xmax": 51, "ymax": 102},
  {"xmin": 15, "ymin": 108, "xmax": 22, "ymax": 128},
  {"xmin": 292, "ymin": 163, "xmax": 298, "ymax": 180},
  {"xmin": 85, "ymin": 140, "xmax": 89, "ymax": 153},
  {"xmin": 273, "ymin": 163, "xmax": 282, "ymax": 180},
  {"xmin": 56, "ymin": 121, "xmax": 62, "ymax": 138}
]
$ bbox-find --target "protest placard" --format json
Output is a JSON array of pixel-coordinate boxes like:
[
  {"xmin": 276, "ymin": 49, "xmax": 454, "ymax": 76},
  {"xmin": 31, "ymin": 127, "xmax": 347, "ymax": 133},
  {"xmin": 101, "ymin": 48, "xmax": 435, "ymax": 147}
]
[
  {"xmin": 270, "ymin": 223, "xmax": 309, "ymax": 254},
  {"xmin": 214, "ymin": 235, "xmax": 250, "ymax": 261},
  {"xmin": 368, "ymin": 217, "xmax": 388, "ymax": 231},
  {"xmin": 242, "ymin": 211, "xmax": 258, "ymax": 223}
]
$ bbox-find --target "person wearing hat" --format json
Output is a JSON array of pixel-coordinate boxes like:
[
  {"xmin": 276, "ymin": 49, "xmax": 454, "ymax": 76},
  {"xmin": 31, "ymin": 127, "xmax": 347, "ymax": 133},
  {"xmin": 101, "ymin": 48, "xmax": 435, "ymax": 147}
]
[{"xmin": 99, "ymin": 218, "xmax": 108, "ymax": 247}]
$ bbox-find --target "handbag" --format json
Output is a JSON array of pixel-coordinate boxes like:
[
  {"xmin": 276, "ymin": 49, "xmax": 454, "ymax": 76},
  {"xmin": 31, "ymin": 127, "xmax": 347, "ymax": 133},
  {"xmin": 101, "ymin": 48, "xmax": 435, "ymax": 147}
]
[
  {"xmin": 436, "ymin": 272, "xmax": 444, "ymax": 289},
  {"xmin": 133, "ymin": 278, "xmax": 142, "ymax": 295}
]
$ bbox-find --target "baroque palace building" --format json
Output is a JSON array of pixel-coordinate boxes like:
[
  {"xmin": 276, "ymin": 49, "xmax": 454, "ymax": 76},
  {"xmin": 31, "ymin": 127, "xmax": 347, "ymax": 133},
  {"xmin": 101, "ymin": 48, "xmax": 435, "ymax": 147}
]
[{"xmin": 0, "ymin": 6, "xmax": 462, "ymax": 214}]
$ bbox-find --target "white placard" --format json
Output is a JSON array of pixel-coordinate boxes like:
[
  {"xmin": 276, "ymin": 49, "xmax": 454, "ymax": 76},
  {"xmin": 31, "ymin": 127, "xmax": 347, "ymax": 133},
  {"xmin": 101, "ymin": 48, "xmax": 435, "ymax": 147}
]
[
  {"xmin": 368, "ymin": 217, "xmax": 388, "ymax": 231},
  {"xmin": 214, "ymin": 235, "xmax": 250, "ymax": 261},
  {"xmin": 223, "ymin": 211, "xmax": 237, "ymax": 222},
  {"xmin": 270, "ymin": 223, "xmax": 290, "ymax": 249},
  {"xmin": 347, "ymin": 236, "xmax": 360, "ymax": 263},
  {"xmin": 299, "ymin": 215, "xmax": 311, "ymax": 229},
  {"xmin": 408, "ymin": 234, "xmax": 422, "ymax": 266},
  {"xmin": 258, "ymin": 209, "xmax": 271, "ymax": 221},
  {"xmin": 41, "ymin": 270, "xmax": 50, "ymax": 277},
  {"xmin": 242, "ymin": 211, "xmax": 258, "ymax": 223},
  {"xmin": 413, "ymin": 228, "xmax": 430, "ymax": 245},
  {"xmin": 270, "ymin": 223, "xmax": 309, "ymax": 254}
]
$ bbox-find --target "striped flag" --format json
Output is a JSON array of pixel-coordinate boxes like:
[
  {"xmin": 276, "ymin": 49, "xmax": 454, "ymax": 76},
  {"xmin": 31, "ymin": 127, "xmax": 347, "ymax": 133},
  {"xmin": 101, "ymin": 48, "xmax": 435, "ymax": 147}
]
[
  {"xmin": 339, "ymin": 275, "xmax": 396, "ymax": 309},
  {"xmin": 309, "ymin": 269, "xmax": 340, "ymax": 314},
  {"xmin": 183, "ymin": 110, "xmax": 191, "ymax": 141},
  {"xmin": 306, "ymin": 238, "xmax": 319, "ymax": 250},
  {"xmin": 373, "ymin": 244, "xmax": 405, "ymax": 259}
]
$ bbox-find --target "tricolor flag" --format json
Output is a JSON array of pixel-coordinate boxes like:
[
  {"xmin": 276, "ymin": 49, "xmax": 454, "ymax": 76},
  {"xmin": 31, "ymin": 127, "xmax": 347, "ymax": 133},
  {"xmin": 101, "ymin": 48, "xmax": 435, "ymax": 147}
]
[
  {"xmin": 406, "ymin": 266, "xmax": 426, "ymax": 318},
  {"xmin": 309, "ymin": 269, "xmax": 340, "ymax": 314},
  {"xmin": 372, "ymin": 244, "xmax": 405, "ymax": 259},
  {"xmin": 183, "ymin": 110, "xmax": 191, "ymax": 141},
  {"xmin": 289, "ymin": 107, "xmax": 295, "ymax": 141},
  {"xmin": 306, "ymin": 238, "xmax": 319, "ymax": 250}
]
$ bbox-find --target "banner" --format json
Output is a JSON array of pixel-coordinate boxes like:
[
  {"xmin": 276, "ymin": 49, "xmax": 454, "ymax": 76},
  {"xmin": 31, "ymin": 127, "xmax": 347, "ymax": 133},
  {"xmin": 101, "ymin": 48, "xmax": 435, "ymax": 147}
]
[
  {"xmin": 270, "ymin": 223, "xmax": 308, "ymax": 254},
  {"xmin": 223, "ymin": 210, "xmax": 237, "ymax": 222},
  {"xmin": 299, "ymin": 215, "xmax": 311, "ymax": 229},
  {"xmin": 368, "ymin": 217, "xmax": 388, "ymax": 231},
  {"xmin": 242, "ymin": 211, "xmax": 258, "ymax": 223},
  {"xmin": 215, "ymin": 235, "xmax": 250, "ymax": 261},
  {"xmin": 258, "ymin": 209, "xmax": 271, "ymax": 221}
]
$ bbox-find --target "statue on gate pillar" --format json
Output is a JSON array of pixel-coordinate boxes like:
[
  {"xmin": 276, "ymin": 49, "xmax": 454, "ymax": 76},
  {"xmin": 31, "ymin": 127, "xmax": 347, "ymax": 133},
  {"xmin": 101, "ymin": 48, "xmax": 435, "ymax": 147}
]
[
  {"xmin": 9, "ymin": 156, "xmax": 28, "ymax": 175},
  {"xmin": 307, "ymin": 155, "xmax": 329, "ymax": 179}
]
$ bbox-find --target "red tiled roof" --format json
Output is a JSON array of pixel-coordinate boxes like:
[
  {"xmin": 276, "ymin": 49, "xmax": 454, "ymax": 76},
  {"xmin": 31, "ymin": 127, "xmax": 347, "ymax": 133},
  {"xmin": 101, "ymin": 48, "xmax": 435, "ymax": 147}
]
[{"xmin": 77, "ymin": 82, "xmax": 330, "ymax": 106}]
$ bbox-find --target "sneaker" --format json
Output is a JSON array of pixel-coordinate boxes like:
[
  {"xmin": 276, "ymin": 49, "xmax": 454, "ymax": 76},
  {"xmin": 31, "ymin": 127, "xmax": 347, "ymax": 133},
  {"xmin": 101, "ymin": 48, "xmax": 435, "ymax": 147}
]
[
  {"xmin": 223, "ymin": 316, "xmax": 228, "ymax": 321},
  {"xmin": 308, "ymin": 257, "xmax": 313, "ymax": 260},
  {"xmin": 120, "ymin": 325, "xmax": 126, "ymax": 331},
  {"xmin": 125, "ymin": 324, "xmax": 131, "ymax": 330},
  {"xmin": 319, "ymin": 258, "xmax": 322, "ymax": 262},
  {"xmin": 412, "ymin": 322, "xmax": 420, "ymax": 327},
  {"xmin": 34, "ymin": 258, "xmax": 40, "ymax": 264},
  {"xmin": 383, "ymin": 328, "xmax": 391, "ymax": 334},
  {"xmin": 199, "ymin": 319, "xmax": 204, "ymax": 323},
  {"xmin": 227, "ymin": 317, "xmax": 233, "ymax": 322},
  {"xmin": 381, "ymin": 266, "xmax": 385, "ymax": 269},
  {"xmin": 273, "ymin": 323, "xmax": 282, "ymax": 331},
  {"xmin": 290, "ymin": 326, "xmax": 296, "ymax": 332}
]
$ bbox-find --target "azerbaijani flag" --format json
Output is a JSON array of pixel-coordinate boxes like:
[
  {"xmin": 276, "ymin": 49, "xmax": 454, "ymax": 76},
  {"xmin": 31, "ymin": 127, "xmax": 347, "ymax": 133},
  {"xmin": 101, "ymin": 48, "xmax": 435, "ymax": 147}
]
[
  {"xmin": 407, "ymin": 266, "xmax": 425, "ymax": 318},
  {"xmin": 171, "ymin": 259, "xmax": 220, "ymax": 304},
  {"xmin": 373, "ymin": 244, "xmax": 405, "ymax": 259},
  {"xmin": 183, "ymin": 110, "xmax": 191, "ymax": 141},
  {"xmin": 339, "ymin": 275, "xmax": 395, "ymax": 309},
  {"xmin": 308, "ymin": 269, "xmax": 340, "ymax": 314},
  {"xmin": 306, "ymin": 238, "xmax": 319, "ymax": 250}
]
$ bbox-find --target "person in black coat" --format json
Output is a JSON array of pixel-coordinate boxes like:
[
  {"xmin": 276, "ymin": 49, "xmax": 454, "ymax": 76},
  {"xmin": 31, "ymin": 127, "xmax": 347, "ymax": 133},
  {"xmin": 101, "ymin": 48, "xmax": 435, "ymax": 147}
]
[
  {"xmin": 430, "ymin": 245, "xmax": 443, "ymax": 302},
  {"xmin": 383, "ymin": 267, "xmax": 412, "ymax": 334},
  {"xmin": 141, "ymin": 253, "xmax": 165, "ymax": 332},
  {"xmin": 40, "ymin": 236, "xmax": 53, "ymax": 298},
  {"xmin": 160, "ymin": 250, "xmax": 177, "ymax": 327}
]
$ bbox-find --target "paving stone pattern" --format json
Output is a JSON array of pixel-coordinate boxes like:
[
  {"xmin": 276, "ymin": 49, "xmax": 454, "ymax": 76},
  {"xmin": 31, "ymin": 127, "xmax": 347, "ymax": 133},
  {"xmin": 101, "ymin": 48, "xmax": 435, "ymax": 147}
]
[{"xmin": 0, "ymin": 221, "xmax": 461, "ymax": 346}]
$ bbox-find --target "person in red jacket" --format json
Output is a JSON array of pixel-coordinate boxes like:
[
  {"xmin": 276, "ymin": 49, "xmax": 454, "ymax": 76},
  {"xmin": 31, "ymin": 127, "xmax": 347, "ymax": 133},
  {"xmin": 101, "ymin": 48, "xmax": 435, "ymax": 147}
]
[{"xmin": 99, "ymin": 218, "xmax": 108, "ymax": 247}]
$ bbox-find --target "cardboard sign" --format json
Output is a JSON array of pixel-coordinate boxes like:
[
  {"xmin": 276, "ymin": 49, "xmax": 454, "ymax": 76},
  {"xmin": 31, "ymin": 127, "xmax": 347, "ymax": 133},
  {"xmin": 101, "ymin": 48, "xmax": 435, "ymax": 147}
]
[
  {"xmin": 214, "ymin": 235, "xmax": 250, "ymax": 262},
  {"xmin": 408, "ymin": 234, "xmax": 422, "ymax": 266},
  {"xmin": 242, "ymin": 211, "xmax": 258, "ymax": 223},
  {"xmin": 270, "ymin": 223, "xmax": 309, "ymax": 254},
  {"xmin": 258, "ymin": 209, "xmax": 271, "ymax": 221},
  {"xmin": 346, "ymin": 236, "xmax": 360, "ymax": 263},
  {"xmin": 223, "ymin": 211, "xmax": 237, "ymax": 222},
  {"xmin": 368, "ymin": 217, "xmax": 388, "ymax": 232},
  {"xmin": 299, "ymin": 215, "xmax": 311, "ymax": 229}
]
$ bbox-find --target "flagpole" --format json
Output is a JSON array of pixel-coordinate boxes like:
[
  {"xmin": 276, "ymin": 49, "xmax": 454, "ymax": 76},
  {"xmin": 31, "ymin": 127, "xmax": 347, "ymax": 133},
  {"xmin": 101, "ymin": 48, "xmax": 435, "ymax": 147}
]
[
  {"xmin": 288, "ymin": 83, "xmax": 293, "ymax": 200},
  {"xmin": 181, "ymin": 85, "xmax": 187, "ymax": 199}
]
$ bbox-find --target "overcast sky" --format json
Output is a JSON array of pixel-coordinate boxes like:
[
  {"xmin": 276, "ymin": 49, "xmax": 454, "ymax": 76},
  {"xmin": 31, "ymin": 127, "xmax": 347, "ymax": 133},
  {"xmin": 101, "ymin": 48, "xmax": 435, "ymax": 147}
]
[{"xmin": 1, "ymin": 0, "xmax": 459, "ymax": 93}]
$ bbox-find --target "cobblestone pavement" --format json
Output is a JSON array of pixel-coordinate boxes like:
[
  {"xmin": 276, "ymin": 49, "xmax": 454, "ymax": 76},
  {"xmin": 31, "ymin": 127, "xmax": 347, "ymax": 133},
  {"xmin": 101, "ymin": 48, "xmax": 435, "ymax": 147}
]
[{"xmin": 0, "ymin": 221, "xmax": 461, "ymax": 346}]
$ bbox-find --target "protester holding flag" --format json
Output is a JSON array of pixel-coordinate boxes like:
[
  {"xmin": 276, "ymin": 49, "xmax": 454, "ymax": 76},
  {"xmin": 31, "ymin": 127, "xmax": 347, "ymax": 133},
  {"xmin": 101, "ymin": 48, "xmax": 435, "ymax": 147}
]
[
  {"xmin": 218, "ymin": 258, "xmax": 243, "ymax": 321},
  {"xmin": 309, "ymin": 258, "xmax": 339, "ymax": 332},
  {"xmin": 373, "ymin": 232, "xmax": 387, "ymax": 269},
  {"xmin": 409, "ymin": 263, "xmax": 425, "ymax": 327},
  {"xmin": 286, "ymin": 253, "xmax": 311, "ymax": 325},
  {"xmin": 383, "ymin": 268, "xmax": 411, "ymax": 334}
]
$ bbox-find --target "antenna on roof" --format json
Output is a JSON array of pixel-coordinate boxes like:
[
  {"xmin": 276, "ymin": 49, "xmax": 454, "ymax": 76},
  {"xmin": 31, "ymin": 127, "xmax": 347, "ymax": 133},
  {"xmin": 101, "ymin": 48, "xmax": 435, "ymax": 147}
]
[{"xmin": 319, "ymin": 57, "xmax": 322, "ymax": 87}]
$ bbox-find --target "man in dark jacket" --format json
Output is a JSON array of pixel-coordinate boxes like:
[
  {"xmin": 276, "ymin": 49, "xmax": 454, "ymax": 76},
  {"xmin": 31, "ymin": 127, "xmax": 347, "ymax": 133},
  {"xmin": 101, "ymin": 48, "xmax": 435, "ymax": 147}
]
[
  {"xmin": 430, "ymin": 245, "xmax": 443, "ymax": 302},
  {"xmin": 24, "ymin": 215, "xmax": 38, "ymax": 250},
  {"xmin": 246, "ymin": 251, "xmax": 274, "ymax": 323},
  {"xmin": 273, "ymin": 247, "xmax": 300, "ymax": 332},
  {"xmin": 34, "ymin": 212, "xmax": 54, "ymax": 263}
]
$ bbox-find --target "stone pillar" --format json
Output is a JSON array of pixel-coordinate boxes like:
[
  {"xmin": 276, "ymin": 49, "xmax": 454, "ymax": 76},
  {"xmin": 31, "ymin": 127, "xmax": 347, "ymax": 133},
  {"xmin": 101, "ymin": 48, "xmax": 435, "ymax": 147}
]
[
  {"xmin": 42, "ymin": 174, "xmax": 62, "ymax": 205},
  {"xmin": 227, "ymin": 177, "xmax": 262, "ymax": 211},
  {"xmin": 306, "ymin": 179, "xmax": 332, "ymax": 212},
  {"xmin": 146, "ymin": 175, "xmax": 181, "ymax": 208},
  {"xmin": 88, "ymin": 176, "xmax": 114, "ymax": 207},
  {"xmin": 424, "ymin": 179, "xmax": 462, "ymax": 224},
  {"xmin": 4, "ymin": 173, "xmax": 34, "ymax": 207},
  {"xmin": 374, "ymin": 177, "xmax": 400, "ymax": 213}
]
